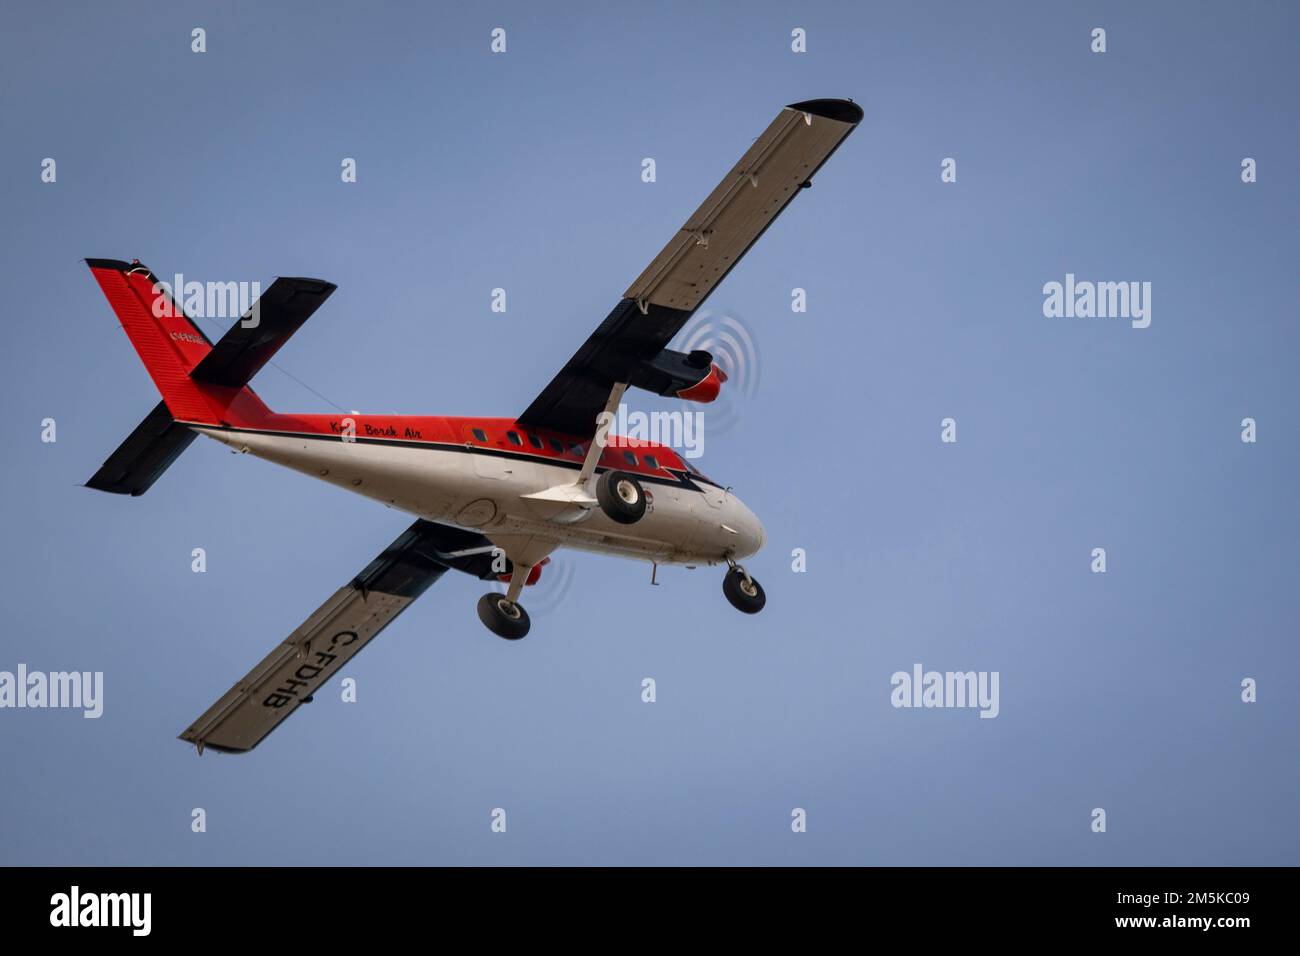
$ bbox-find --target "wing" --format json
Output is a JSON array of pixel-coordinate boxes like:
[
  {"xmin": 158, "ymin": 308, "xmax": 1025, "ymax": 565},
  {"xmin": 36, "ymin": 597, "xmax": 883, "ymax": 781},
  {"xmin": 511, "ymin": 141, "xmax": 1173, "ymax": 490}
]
[
  {"xmin": 189, "ymin": 277, "xmax": 336, "ymax": 388},
  {"xmin": 518, "ymin": 98, "xmax": 863, "ymax": 437},
  {"xmin": 179, "ymin": 519, "xmax": 502, "ymax": 754}
]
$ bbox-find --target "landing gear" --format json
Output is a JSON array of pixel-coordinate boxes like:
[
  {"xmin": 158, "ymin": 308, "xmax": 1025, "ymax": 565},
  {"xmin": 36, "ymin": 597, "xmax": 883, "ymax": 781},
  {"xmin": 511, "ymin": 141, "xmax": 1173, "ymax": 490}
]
[
  {"xmin": 723, "ymin": 565, "xmax": 765, "ymax": 614},
  {"xmin": 573, "ymin": 382, "xmax": 644, "ymax": 526},
  {"xmin": 478, "ymin": 556, "xmax": 534, "ymax": 640},
  {"xmin": 596, "ymin": 470, "xmax": 647, "ymax": 525},
  {"xmin": 477, "ymin": 593, "xmax": 531, "ymax": 640}
]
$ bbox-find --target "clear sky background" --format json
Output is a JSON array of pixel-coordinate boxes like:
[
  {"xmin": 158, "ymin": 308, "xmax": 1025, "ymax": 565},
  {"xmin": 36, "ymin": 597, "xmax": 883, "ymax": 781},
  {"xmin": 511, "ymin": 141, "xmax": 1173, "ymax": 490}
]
[{"xmin": 1, "ymin": 1, "xmax": 1297, "ymax": 865}]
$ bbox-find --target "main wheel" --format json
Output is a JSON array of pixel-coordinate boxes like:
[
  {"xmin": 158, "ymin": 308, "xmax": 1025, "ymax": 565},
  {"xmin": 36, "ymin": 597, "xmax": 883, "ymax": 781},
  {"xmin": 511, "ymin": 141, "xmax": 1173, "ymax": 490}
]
[
  {"xmin": 477, "ymin": 593, "xmax": 531, "ymax": 640},
  {"xmin": 596, "ymin": 470, "xmax": 647, "ymax": 524},
  {"xmin": 722, "ymin": 567, "xmax": 766, "ymax": 614}
]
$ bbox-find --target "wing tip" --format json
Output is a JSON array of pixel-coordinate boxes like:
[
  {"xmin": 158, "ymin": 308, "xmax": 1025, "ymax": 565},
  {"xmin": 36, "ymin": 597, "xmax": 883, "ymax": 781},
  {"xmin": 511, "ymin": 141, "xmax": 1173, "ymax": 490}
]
[
  {"xmin": 178, "ymin": 733, "xmax": 251, "ymax": 755},
  {"xmin": 786, "ymin": 98, "xmax": 864, "ymax": 125},
  {"xmin": 274, "ymin": 277, "xmax": 339, "ymax": 294}
]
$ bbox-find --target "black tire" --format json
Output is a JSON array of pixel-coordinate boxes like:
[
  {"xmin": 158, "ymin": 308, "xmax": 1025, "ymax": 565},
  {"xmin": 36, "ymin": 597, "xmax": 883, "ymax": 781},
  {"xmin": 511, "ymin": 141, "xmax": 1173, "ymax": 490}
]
[
  {"xmin": 596, "ymin": 470, "xmax": 647, "ymax": 524},
  {"xmin": 722, "ymin": 567, "xmax": 766, "ymax": 614},
  {"xmin": 477, "ymin": 593, "xmax": 531, "ymax": 640}
]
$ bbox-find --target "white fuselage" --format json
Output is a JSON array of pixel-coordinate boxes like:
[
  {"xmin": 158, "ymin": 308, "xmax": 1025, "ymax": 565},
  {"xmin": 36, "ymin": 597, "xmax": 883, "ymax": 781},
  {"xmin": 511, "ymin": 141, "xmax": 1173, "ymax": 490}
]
[{"xmin": 196, "ymin": 427, "xmax": 766, "ymax": 567}]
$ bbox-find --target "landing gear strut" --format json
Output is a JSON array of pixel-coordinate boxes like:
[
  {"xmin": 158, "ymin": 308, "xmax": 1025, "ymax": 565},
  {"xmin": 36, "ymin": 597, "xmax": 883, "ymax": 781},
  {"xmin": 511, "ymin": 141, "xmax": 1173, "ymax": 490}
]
[
  {"xmin": 575, "ymin": 382, "xmax": 645, "ymax": 526},
  {"xmin": 723, "ymin": 563, "xmax": 765, "ymax": 614},
  {"xmin": 478, "ymin": 560, "xmax": 532, "ymax": 639}
]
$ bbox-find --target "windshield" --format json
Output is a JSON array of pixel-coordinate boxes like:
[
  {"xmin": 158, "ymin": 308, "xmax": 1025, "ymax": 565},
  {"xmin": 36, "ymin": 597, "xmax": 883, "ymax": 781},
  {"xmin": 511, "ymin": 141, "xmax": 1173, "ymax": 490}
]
[{"xmin": 682, "ymin": 458, "xmax": 711, "ymax": 481}]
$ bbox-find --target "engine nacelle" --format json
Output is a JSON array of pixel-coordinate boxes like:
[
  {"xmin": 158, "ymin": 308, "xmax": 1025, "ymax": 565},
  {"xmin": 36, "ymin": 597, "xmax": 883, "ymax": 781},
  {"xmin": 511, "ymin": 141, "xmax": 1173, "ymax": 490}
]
[
  {"xmin": 629, "ymin": 348, "xmax": 727, "ymax": 403},
  {"xmin": 675, "ymin": 362, "xmax": 727, "ymax": 403}
]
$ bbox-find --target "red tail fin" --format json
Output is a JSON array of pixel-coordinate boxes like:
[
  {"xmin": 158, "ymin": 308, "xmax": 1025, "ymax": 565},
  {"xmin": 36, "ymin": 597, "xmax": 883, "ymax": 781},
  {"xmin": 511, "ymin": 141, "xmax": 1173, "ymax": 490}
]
[{"xmin": 86, "ymin": 259, "xmax": 271, "ymax": 426}]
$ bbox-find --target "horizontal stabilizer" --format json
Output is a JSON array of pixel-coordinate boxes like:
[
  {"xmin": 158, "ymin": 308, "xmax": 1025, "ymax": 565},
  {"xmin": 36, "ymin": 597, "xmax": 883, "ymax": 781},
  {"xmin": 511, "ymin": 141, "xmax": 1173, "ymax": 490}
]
[
  {"xmin": 86, "ymin": 401, "xmax": 197, "ymax": 496},
  {"xmin": 189, "ymin": 277, "xmax": 336, "ymax": 388}
]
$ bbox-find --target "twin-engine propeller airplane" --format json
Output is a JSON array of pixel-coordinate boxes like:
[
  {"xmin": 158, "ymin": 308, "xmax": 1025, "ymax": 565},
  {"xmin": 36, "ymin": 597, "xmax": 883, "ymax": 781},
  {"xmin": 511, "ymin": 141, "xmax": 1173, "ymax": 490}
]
[{"xmin": 84, "ymin": 98, "xmax": 862, "ymax": 752}]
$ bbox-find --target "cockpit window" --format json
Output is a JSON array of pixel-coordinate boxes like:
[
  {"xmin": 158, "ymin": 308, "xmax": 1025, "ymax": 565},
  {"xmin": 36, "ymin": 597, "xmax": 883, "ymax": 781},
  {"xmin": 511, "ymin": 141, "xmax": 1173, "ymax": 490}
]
[
  {"xmin": 506, "ymin": 431, "xmax": 522, "ymax": 446},
  {"xmin": 644, "ymin": 455, "xmax": 659, "ymax": 470},
  {"xmin": 683, "ymin": 459, "xmax": 711, "ymax": 481},
  {"xmin": 472, "ymin": 428, "xmax": 487, "ymax": 442}
]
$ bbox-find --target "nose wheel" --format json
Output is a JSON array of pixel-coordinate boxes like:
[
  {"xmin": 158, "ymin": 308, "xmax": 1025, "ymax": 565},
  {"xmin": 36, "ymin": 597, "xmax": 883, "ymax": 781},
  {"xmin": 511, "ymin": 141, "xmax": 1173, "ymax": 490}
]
[
  {"xmin": 477, "ymin": 593, "xmax": 531, "ymax": 640},
  {"xmin": 723, "ymin": 565, "xmax": 766, "ymax": 614}
]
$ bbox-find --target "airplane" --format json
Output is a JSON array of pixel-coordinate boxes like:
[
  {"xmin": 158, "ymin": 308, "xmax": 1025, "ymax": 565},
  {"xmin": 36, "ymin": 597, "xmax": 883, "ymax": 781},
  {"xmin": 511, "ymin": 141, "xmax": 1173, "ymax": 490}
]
[{"xmin": 83, "ymin": 98, "xmax": 863, "ymax": 753}]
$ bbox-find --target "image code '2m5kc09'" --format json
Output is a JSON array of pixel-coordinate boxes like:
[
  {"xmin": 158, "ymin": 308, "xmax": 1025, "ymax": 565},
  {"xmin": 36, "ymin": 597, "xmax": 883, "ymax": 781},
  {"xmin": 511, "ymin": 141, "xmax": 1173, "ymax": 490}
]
[{"xmin": 83, "ymin": 98, "xmax": 863, "ymax": 754}]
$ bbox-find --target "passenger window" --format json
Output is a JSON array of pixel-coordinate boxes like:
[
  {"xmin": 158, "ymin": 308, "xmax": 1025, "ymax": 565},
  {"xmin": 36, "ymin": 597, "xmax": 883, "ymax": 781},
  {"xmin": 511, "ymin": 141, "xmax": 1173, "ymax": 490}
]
[
  {"xmin": 644, "ymin": 455, "xmax": 659, "ymax": 470},
  {"xmin": 549, "ymin": 438, "xmax": 564, "ymax": 453},
  {"xmin": 472, "ymin": 428, "xmax": 487, "ymax": 442},
  {"xmin": 623, "ymin": 451, "xmax": 638, "ymax": 467},
  {"xmin": 506, "ymin": 431, "xmax": 522, "ymax": 446},
  {"xmin": 570, "ymin": 444, "xmax": 584, "ymax": 457},
  {"xmin": 528, "ymin": 434, "xmax": 543, "ymax": 450}
]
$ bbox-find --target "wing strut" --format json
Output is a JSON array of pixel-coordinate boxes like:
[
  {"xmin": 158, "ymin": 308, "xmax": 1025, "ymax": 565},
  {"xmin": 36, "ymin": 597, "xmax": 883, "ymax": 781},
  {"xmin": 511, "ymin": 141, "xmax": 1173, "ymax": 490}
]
[{"xmin": 576, "ymin": 382, "xmax": 627, "ymax": 487}]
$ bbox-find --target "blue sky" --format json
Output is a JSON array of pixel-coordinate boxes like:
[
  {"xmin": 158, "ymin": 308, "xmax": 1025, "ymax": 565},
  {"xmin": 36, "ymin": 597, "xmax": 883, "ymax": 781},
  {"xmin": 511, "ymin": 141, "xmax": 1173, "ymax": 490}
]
[{"xmin": 1, "ymin": 0, "xmax": 1297, "ymax": 865}]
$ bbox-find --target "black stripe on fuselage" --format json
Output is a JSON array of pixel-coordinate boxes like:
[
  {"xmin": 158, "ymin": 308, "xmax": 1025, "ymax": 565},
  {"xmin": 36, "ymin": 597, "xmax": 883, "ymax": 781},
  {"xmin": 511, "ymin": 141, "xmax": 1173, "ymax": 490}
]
[{"xmin": 186, "ymin": 423, "xmax": 721, "ymax": 494}]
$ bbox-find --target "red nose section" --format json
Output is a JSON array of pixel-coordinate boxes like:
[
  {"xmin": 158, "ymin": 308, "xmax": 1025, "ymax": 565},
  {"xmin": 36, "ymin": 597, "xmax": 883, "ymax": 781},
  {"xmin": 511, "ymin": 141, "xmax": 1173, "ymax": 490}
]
[
  {"xmin": 676, "ymin": 364, "xmax": 727, "ymax": 403},
  {"xmin": 497, "ymin": 556, "xmax": 550, "ymax": 587}
]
